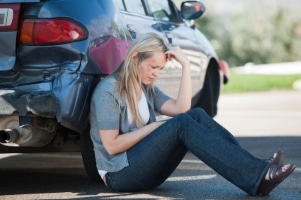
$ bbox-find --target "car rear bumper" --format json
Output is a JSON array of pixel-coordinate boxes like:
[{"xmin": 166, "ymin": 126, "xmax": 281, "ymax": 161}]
[{"xmin": 0, "ymin": 90, "xmax": 56, "ymax": 117}]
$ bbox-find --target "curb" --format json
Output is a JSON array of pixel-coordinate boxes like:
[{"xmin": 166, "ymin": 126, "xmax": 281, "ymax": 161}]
[{"xmin": 233, "ymin": 62, "xmax": 301, "ymax": 75}]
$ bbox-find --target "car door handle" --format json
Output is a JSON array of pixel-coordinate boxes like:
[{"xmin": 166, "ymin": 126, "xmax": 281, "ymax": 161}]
[
  {"xmin": 164, "ymin": 31, "xmax": 172, "ymax": 44},
  {"xmin": 127, "ymin": 24, "xmax": 137, "ymax": 39}
]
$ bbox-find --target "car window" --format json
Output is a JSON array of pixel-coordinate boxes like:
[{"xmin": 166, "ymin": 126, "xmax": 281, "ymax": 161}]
[
  {"xmin": 114, "ymin": 0, "xmax": 146, "ymax": 15},
  {"xmin": 146, "ymin": 0, "xmax": 172, "ymax": 22},
  {"xmin": 113, "ymin": 0, "xmax": 178, "ymax": 22},
  {"xmin": 114, "ymin": 0, "xmax": 125, "ymax": 11}
]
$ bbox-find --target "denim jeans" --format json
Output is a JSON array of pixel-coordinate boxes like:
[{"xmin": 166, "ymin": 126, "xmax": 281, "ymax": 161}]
[{"xmin": 105, "ymin": 108, "xmax": 270, "ymax": 195}]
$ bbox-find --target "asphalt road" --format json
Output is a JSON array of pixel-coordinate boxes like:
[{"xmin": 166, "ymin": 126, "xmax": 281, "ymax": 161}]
[{"xmin": 0, "ymin": 90, "xmax": 300, "ymax": 200}]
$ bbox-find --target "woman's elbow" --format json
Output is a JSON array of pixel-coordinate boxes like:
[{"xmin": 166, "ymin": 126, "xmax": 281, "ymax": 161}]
[
  {"xmin": 176, "ymin": 101, "xmax": 191, "ymax": 113},
  {"xmin": 179, "ymin": 105, "xmax": 191, "ymax": 113},
  {"xmin": 104, "ymin": 145, "xmax": 120, "ymax": 155}
]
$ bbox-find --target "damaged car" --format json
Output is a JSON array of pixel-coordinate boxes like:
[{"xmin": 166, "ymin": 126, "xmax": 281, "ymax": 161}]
[{"xmin": 0, "ymin": 0, "xmax": 228, "ymax": 182}]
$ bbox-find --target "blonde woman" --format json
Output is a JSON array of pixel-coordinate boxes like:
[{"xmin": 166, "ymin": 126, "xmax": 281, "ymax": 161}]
[{"xmin": 89, "ymin": 32, "xmax": 295, "ymax": 196}]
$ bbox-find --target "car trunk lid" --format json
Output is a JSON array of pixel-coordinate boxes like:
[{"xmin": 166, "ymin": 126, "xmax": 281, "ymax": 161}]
[{"xmin": 0, "ymin": 0, "xmax": 40, "ymax": 71}]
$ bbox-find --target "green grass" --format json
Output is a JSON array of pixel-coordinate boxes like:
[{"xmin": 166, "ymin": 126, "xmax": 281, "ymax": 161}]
[{"xmin": 222, "ymin": 71, "xmax": 301, "ymax": 94}]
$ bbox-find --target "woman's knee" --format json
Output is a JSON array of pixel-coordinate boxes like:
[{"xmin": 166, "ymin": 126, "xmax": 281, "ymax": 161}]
[
  {"xmin": 188, "ymin": 107, "xmax": 208, "ymax": 117},
  {"xmin": 174, "ymin": 113, "xmax": 192, "ymax": 126}
]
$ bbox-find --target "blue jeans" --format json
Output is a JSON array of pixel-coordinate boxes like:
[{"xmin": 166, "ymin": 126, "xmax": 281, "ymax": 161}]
[{"xmin": 105, "ymin": 108, "xmax": 270, "ymax": 195}]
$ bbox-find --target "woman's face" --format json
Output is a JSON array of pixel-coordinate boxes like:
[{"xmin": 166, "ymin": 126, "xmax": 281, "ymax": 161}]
[{"xmin": 138, "ymin": 51, "xmax": 167, "ymax": 85}]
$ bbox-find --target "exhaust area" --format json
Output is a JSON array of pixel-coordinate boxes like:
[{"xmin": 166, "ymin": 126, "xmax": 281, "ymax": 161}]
[
  {"xmin": 0, "ymin": 129, "xmax": 18, "ymax": 144},
  {"xmin": 0, "ymin": 116, "xmax": 56, "ymax": 147}
]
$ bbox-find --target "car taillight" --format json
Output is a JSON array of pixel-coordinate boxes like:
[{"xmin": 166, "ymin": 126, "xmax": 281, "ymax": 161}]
[
  {"xmin": 0, "ymin": 4, "xmax": 20, "ymax": 30},
  {"xmin": 219, "ymin": 59, "xmax": 230, "ymax": 84},
  {"xmin": 19, "ymin": 18, "xmax": 87, "ymax": 45}
]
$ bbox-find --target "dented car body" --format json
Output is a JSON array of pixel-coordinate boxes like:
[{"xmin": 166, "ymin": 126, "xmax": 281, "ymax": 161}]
[{"xmin": 0, "ymin": 0, "xmax": 228, "ymax": 181}]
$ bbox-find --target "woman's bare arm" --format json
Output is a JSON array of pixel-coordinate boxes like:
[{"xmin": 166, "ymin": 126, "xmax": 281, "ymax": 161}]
[
  {"xmin": 99, "ymin": 121, "xmax": 164, "ymax": 155},
  {"xmin": 160, "ymin": 46, "xmax": 192, "ymax": 116}
]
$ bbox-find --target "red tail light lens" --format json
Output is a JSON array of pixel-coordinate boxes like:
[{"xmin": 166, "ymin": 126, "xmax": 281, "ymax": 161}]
[
  {"xmin": 19, "ymin": 18, "xmax": 87, "ymax": 45},
  {"xmin": 219, "ymin": 59, "xmax": 230, "ymax": 84}
]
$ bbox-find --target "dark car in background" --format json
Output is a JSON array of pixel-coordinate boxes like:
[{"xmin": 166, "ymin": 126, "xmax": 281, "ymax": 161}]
[{"xmin": 0, "ymin": 0, "xmax": 228, "ymax": 182}]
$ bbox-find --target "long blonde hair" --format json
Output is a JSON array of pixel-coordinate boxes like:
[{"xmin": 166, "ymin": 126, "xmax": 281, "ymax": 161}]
[{"xmin": 116, "ymin": 33, "xmax": 169, "ymax": 128}]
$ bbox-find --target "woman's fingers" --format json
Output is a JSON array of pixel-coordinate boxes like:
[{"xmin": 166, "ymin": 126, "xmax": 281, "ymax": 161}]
[{"xmin": 166, "ymin": 46, "xmax": 190, "ymax": 67}]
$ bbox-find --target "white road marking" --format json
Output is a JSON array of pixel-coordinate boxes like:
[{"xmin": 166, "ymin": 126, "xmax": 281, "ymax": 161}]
[{"xmin": 167, "ymin": 174, "xmax": 216, "ymax": 182}]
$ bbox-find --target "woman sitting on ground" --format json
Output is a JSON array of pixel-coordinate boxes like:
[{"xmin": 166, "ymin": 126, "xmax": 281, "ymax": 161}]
[{"xmin": 89, "ymin": 32, "xmax": 295, "ymax": 196}]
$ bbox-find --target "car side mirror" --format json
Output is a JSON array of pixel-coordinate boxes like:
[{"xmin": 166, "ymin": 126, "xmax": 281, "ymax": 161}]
[{"xmin": 181, "ymin": 1, "xmax": 206, "ymax": 20}]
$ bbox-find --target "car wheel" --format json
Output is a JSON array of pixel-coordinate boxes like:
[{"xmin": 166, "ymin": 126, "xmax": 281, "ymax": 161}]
[
  {"xmin": 81, "ymin": 126, "xmax": 103, "ymax": 183},
  {"xmin": 192, "ymin": 61, "xmax": 221, "ymax": 117}
]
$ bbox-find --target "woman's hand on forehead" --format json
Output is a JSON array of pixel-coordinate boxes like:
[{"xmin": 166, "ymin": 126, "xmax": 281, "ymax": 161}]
[{"xmin": 165, "ymin": 46, "xmax": 190, "ymax": 68}]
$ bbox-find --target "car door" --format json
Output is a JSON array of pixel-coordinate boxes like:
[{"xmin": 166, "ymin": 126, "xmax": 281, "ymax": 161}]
[{"xmin": 114, "ymin": 0, "xmax": 207, "ymax": 98}]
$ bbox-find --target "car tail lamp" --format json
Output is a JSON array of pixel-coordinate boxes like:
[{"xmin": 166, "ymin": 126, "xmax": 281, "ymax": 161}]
[
  {"xmin": 219, "ymin": 59, "xmax": 230, "ymax": 84},
  {"xmin": 19, "ymin": 18, "xmax": 87, "ymax": 45},
  {"xmin": 0, "ymin": 4, "xmax": 20, "ymax": 30}
]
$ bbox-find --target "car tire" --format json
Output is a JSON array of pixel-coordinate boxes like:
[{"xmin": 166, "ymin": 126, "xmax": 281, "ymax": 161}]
[
  {"xmin": 192, "ymin": 62, "xmax": 220, "ymax": 117},
  {"xmin": 81, "ymin": 126, "xmax": 103, "ymax": 183}
]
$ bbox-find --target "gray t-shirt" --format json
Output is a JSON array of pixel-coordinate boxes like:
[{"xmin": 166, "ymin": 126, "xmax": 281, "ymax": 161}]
[{"xmin": 90, "ymin": 73, "xmax": 170, "ymax": 172}]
